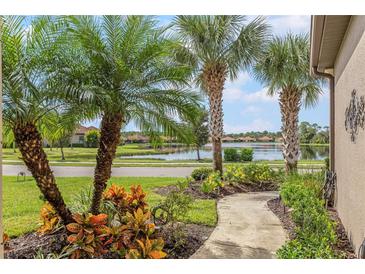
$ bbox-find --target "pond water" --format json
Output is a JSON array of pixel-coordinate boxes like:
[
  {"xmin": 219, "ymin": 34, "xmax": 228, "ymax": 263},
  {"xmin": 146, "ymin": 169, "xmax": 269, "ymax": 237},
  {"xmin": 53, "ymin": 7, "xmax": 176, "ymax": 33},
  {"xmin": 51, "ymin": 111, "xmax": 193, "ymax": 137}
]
[{"xmin": 123, "ymin": 142, "xmax": 329, "ymax": 161}]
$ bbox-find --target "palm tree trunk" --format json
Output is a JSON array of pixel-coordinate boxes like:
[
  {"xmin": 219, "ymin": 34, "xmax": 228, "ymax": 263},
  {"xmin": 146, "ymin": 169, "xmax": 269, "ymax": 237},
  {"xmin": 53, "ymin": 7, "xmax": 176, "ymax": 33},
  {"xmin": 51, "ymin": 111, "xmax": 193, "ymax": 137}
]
[
  {"xmin": 196, "ymin": 146, "xmax": 201, "ymax": 161},
  {"xmin": 91, "ymin": 112, "xmax": 124, "ymax": 214},
  {"xmin": 203, "ymin": 65, "xmax": 226, "ymax": 174},
  {"xmin": 279, "ymin": 89, "xmax": 301, "ymax": 173},
  {"xmin": 13, "ymin": 122, "xmax": 73, "ymax": 223},
  {"xmin": 59, "ymin": 141, "xmax": 65, "ymax": 161}
]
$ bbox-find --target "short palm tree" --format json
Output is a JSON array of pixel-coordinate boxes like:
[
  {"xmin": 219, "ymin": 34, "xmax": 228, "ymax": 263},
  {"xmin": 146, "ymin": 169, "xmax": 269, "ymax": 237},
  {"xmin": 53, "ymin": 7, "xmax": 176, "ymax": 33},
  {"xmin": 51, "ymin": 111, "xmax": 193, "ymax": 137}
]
[
  {"xmin": 61, "ymin": 16, "xmax": 201, "ymax": 214},
  {"xmin": 253, "ymin": 33, "xmax": 322, "ymax": 173},
  {"xmin": 1, "ymin": 16, "xmax": 74, "ymax": 222},
  {"xmin": 173, "ymin": 16, "xmax": 269, "ymax": 173}
]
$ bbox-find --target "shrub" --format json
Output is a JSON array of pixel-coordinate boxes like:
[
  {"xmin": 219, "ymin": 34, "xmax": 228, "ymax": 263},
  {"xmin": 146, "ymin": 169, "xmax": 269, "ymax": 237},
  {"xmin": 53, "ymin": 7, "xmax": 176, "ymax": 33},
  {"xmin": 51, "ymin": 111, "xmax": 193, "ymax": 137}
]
[
  {"xmin": 191, "ymin": 167, "xmax": 213, "ymax": 181},
  {"xmin": 224, "ymin": 148, "xmax": 240, "ymax": 162},
  {"xmin": 3, "ymin": 233, "xmax": 9, "ymax": 249},
  {"xmin": 243, "ymin": 164, "xmax": 277, "ymax": 183},
  {"xmin": 223, "ymin": 165, "xmax": 246, "ymax": 184},
  {"xmin": 66, "ymin": 213, "xmax": 109, "ymax": 259},
  {"xmin": 201, "ymin": 172, "xmax": 224, "ymax": 193},
  {"xmin": 176, "ymin": 177, "xmax": 193, "ymax": 191},
  {"xmin": 49, "ymin": 184, "xmax": 166, "ymax": 259},
  {"xmin": 324, "ymin": 157, "xmax": 330, "ymax": 170},
  {"xmin": 153, "ymin": 191, "xmax": 193, "ymax": 224},
  {"xmin": 240, "ymin": 148, "xmax": 253, "ymax": 162},
  {"xmin": 277, "ymin": 174, "xmax": 338, "ymax": 258},
  {"xmin": 85, "ymin": 130, "xmax": 100, "ymax": 148},
  {"xmin": 38, "ymin": 203, "xmax": 62, "ymax": 234}
]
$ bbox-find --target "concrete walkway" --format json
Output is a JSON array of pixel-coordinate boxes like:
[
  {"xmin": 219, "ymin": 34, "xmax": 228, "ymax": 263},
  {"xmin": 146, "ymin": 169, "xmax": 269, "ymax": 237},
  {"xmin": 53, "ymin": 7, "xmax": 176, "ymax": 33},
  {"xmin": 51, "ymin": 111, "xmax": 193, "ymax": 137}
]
[
  {"xmin": 191, "ymin": 192, "xmax": 287, "ymax": 259},
  {"xmin": 2, "ymin": 164, "xmax": 194, "ymax": 177}
]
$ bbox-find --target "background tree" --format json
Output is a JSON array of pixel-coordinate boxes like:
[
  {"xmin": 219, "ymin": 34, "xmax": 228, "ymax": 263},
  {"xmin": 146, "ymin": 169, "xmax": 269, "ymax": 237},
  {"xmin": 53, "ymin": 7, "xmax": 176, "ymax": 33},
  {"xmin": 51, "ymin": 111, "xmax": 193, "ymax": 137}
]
[
  {"xmin": 173, "ymin": 15, "xmax": 269, "ymax": 173},
  {"xmin": 181, "ymin": 108, "xmax": 209, "ymax": 160},
  {"xmin": 253, "ymin": 33, "xmax": 323, "ymax": 173},
  {"xmin": 1, "ymin": 16, "xmax": 74, "ymax": 223},
  {"xmin": 62, "ymin": 16, "xmax": 201, "ymax": 214},
  {"xmin": 85, "ymin": 130, "xmax": 100, "ymax": 148},
  {"xmin": 40, "ymin": 109, "xmax": 81, "ymax": 160}
]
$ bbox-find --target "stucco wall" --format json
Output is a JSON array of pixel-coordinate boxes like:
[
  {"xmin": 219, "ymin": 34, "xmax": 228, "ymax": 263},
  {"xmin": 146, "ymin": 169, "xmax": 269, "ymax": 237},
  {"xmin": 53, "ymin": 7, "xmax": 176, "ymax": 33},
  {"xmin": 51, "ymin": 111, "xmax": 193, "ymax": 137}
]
[{"xmin": 334, "ymin": 15, "xmax": 365, "ymax": 255}]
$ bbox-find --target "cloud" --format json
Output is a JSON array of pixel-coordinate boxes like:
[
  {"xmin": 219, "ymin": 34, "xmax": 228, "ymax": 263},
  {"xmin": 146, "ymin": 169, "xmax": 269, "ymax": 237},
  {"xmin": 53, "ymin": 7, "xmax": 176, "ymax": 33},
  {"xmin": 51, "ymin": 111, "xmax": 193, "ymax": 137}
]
[
  {"xmin": 224, "ymin": 119, "xmax": 275, "ymax": 133},
  {"xmin": 226, "ymin": 71, "xmax": 251, "ymax": 88},
  {"xmin": 224, "ymin": 87, "xmax": 278, "ymax": 103},
  {"xmin": 268, "ymin": 16, "xmax": 311, "ymax": 36},
  {"xmin": 240, "ymin": 105, "xmax": 262, "ymax": 116}
]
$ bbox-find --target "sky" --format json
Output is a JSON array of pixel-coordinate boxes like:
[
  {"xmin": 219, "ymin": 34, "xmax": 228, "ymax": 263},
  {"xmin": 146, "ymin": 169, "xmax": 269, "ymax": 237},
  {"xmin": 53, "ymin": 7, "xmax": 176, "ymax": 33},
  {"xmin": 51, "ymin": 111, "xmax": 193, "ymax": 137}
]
[{"xmin": 85, "ymin": 15, "xmax": 330, "ymax": 133}]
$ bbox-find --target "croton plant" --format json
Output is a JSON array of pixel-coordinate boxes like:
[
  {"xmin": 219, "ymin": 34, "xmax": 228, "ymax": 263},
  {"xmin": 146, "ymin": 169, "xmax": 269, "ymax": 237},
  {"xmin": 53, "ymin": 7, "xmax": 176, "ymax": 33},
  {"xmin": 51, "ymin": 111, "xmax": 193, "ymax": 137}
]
[{"xmin": 38, "ymin": 184, "xmax": 166, "ymax": 259}]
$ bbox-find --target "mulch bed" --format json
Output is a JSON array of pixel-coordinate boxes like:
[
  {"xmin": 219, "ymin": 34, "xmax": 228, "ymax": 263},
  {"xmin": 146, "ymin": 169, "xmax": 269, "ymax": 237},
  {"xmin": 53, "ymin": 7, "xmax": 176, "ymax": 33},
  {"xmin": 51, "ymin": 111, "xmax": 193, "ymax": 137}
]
[
  {"xmin": 4, "ymin": 223, "xmax": 213, "ymax": 259},
  {"xmin": 154, "ymin": 181, "xmax": 278, "ymax": 200},
  {"xmin": 159, "ymin": 223, "xmax": 214, "ymax": 259},
  {"xmin": 267, "ymin": 197, "xmax": 357, "ymax": 259},
  {"xmin": 5, "ymin": 228, "xmax": 68, "ymax": 259},
  {"xmin": 267, "ymin": 198, "xmax": 296, "ymax": 240}
]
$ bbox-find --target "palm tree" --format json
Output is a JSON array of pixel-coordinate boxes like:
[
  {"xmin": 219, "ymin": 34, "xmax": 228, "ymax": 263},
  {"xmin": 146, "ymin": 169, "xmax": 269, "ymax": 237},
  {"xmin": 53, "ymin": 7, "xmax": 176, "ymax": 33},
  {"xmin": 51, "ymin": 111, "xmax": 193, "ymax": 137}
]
[
  {"xmin": 173, "ymin": 16, "xmax": 269, "ymax": 173},
  {"xmin": 61, "ymin": 16, "xmax": 201, "ymax": 214},
  {"xmin": 253, "ymin": 33, "xmax": 322, "ymax": 173},
  {"xmin": 40, "ymin": 108, "xmax": 81, "ymax": 161},
  {"xmin": 1, "ymin": 16, "xmax": 74, "ymax": 223}
]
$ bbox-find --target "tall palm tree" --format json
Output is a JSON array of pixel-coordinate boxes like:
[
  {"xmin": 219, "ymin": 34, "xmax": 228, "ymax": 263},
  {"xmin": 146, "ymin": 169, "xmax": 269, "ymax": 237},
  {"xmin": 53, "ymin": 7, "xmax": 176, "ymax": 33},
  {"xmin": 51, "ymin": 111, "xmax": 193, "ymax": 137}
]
[
  {"xmin": 253, "ymin": 33, "xmax": 322, "ymax": 173},
  {"xmin": 61, "ymin": 16, "xmax": 201, "ymax": 214},
  {"xmin": 1, "ymin": 16, "xmax": 74, "ymax": 223},
  {"xmin": 173, "ymin": 16, "xmax": 269, "ymax": 173}
]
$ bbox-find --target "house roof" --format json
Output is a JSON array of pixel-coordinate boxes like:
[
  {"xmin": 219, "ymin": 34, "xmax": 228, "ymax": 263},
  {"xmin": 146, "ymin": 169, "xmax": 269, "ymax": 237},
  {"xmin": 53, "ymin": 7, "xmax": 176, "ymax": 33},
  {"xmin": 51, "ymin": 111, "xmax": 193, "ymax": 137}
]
[
  {"xmin": 239, "ymin": 136, "xmax": 256, "ymax": 141},
  {"xmin": 75, "ymin": 125, "xmax": 99, "ymax": 135},
  {"xmin": 222, "ymin": 136, "xmax": 236, "ymax": 141},
  {"xmin": 258, "ymin": 136, "xmax": 273, "ymax": 141},
  {"xmin": 310, "ymin": 15, "xmax": 352, "ymax": 75}
]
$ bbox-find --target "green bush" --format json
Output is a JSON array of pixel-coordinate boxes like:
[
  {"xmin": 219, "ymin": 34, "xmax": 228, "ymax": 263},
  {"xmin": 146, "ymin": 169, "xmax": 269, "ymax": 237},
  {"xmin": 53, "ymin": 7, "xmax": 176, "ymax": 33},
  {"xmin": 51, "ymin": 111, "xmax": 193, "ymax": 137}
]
[
  {"xmin": 201, "ymin": 172, "xmax": 224, "ymax": 193},
  {"xmin": 223, "ymin": 165, "xmax": 246, "ymax": 184},
  {"xmin": 224, "ymin": 148, "xmax": 240, "ymax": 162},
  {"xmin": 240, "ymin": 148, "xmax": 253, "ymax": 162},
  {"xmin": 191, "ymin": 167, "xmax": 213, "ymax": 181},
  {"xmin": 155, "ymin": 191, "xmax": 194, "ymax": 224},
  {"xmin": 277, "ymin": 174, "xmax": 338, "ymax": 258},
  {"xmin": 85, "ymin": 130, "xmax": 100, "ymax": 148},
  {"xmin": 242, "ymin": 164, "xmax": 277, "ymax": 183}
]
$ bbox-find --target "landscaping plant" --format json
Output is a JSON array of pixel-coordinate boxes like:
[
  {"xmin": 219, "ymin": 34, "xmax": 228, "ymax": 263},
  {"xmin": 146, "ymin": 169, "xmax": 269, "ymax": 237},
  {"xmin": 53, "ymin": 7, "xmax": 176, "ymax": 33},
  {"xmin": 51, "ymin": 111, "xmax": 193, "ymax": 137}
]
[
  {"xmin": 277, "ymin": 174, "xmax": 339, "ymax": 258},
  {"xmin": 173, "ymin": 15, "xmax": 269, "ymax": 174},
  {"xmin": 223, "ymin": 165, "xmax": 246, "ymax": 184},
  {"xmin": 62, "ymin": 16, "xmax": 201, "ymax": 214},
  {"xmin": 38, "ymin": 203, "xmax": 62, "ymax": 234},
  {"xmin": 254, "ymin": 33, "xmax": 323, "ymax": 173},
  {"xmin": 240, "ymin": 148, "xmax": 253, "ymax": 162},
  {"xmin": 224, "ymin": 148, "xmax": 240, "ymax": 162},
  {"xmin": 191, "ymin": 167, "xmax": 213, "ymax": 181},
  {"xmin": 1, "ymin": 16, "xmax": 74, "ymax": 223},
  {"xmin": 201, "ymin": 172, "xmax": 224, "ymax": 193}
]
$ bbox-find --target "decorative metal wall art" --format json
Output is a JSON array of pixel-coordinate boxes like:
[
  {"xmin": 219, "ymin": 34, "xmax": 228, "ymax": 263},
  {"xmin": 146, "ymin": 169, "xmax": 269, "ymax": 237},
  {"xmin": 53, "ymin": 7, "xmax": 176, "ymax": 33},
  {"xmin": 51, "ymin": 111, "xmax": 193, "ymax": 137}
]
[{"xmin": 345, "ymin": 89, "xmax": 365, "ymax": 143}]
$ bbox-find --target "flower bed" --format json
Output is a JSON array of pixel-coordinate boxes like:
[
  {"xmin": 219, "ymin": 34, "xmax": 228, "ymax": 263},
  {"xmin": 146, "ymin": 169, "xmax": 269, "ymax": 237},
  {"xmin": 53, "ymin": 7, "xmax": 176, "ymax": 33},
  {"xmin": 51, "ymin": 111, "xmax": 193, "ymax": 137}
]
[{"xmin": 268, "ymin": 173, "xmax": 356, "ymax": 259}]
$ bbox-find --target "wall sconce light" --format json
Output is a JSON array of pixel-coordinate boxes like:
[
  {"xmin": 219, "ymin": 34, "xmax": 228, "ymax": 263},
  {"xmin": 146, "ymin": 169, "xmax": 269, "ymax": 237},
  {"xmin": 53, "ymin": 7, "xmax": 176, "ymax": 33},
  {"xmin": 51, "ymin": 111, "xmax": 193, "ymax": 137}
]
[{"xmin": 359, "ymin": 238, "xmax": 365, "ymax": 259}]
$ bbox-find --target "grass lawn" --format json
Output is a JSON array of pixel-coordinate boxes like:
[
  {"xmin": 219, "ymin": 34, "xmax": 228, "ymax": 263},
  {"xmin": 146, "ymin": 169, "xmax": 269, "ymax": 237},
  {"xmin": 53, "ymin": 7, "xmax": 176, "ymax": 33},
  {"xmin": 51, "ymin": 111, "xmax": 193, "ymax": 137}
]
[
  {"xmin": 2, "ymin": 176, "xmax": 217, "ymax": 237},
  {"xmin": 2, "ymin": 144, "xmax": 185, "ymax": 162}
]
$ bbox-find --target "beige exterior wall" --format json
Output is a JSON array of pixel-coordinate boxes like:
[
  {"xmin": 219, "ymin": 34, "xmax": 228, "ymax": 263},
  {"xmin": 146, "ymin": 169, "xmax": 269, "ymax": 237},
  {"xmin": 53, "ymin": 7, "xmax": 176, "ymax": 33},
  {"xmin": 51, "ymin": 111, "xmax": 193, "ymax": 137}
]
[{"xmin": 334, "ymin": 15, "xmax": 365, "ymax": 255}]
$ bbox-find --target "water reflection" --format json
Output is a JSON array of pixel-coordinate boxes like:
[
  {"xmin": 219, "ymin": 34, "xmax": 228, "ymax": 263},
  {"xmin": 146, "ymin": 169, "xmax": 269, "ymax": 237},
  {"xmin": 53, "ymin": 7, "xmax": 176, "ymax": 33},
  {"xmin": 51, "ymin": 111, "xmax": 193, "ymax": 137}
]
[{"xmin": 123, "ymin": 142, "xmax": 329, "ymax": 161}]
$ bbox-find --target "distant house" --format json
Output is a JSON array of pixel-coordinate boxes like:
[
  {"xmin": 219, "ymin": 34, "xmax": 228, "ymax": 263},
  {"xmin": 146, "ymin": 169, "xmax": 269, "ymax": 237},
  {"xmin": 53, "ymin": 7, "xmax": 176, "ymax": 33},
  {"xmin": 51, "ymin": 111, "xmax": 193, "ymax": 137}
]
[
  {"xmin": 70, "ymin": 125, "xmax": 99, "ymax": 145},
  {"xmin": 257, "ymin": 136, "xmax": 274, "ymax": 142},
  {"xmin": 125, "ymin": 134, "xmax": 149, "ymax": 143},
  {"xmin": 222, "ymin": 136, "xmax": 236, "ymax": 142},
  {"xmin": 239, "ymin": 136, "xmax": 256, "ymax": 142}
]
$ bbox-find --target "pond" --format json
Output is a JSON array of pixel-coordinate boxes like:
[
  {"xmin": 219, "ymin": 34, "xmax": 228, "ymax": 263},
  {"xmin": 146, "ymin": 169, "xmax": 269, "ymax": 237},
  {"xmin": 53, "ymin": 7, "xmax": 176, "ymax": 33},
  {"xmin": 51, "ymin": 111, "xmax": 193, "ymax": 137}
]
[{"xmin": 122, "ymin": 142, "xmax": 329, "ymax": 161}]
